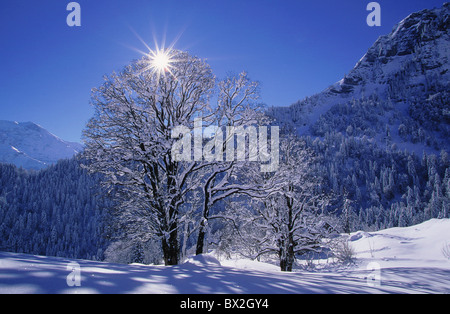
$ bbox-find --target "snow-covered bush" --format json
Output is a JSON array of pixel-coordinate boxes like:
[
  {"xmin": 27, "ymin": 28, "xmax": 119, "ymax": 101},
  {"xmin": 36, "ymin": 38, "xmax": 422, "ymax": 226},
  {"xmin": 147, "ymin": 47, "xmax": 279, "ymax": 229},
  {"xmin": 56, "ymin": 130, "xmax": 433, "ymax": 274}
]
[{"xmin": 332, "ymin": 238, "xmax": 356, "ymax": 265}]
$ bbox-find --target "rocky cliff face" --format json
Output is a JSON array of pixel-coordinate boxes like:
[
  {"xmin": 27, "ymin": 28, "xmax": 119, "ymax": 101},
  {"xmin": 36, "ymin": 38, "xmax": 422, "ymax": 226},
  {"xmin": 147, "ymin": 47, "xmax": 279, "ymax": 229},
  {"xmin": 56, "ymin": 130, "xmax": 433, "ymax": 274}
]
[
  {"xmin": 269, "ymin": 3, "xmax": 449, "ymax": 148},
  {"xmin": 332, "ymin": 2, "xmax": 449, "ymax": 95}
]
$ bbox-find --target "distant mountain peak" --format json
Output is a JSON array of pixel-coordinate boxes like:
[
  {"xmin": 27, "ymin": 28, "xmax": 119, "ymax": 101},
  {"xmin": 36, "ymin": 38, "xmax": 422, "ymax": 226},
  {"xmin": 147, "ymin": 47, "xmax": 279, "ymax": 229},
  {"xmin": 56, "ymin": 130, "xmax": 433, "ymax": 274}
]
[{"xmin": 0, "ymin": 120, "xmax": 83, "ymax": 170}]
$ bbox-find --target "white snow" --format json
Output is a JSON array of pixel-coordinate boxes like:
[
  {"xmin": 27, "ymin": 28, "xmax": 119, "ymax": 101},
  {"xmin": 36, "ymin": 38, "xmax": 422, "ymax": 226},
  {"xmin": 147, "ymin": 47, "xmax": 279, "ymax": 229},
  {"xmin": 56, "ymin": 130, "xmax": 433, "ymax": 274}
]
[
  {"xmin": 344, "ymin": 219, "xmax": 450, "ymax": 294},
  {"xmin": 0, "ymin": 219, "xmax": 449, "ymax": 294},
  {"xmin": 350, "ymin": 219, "xmax": 450, "ymax": 268},
  {"xmin": 10, "ymin": 146, "xmax": 21, "ymax": 154}
]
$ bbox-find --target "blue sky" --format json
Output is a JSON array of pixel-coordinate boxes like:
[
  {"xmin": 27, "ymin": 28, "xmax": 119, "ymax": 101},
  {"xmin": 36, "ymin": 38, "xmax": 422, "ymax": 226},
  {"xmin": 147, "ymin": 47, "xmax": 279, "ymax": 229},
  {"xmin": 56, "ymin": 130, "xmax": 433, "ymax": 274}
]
[{"xmin": 0, "ymin": 0, "xmax": 445, "ymax": 142}]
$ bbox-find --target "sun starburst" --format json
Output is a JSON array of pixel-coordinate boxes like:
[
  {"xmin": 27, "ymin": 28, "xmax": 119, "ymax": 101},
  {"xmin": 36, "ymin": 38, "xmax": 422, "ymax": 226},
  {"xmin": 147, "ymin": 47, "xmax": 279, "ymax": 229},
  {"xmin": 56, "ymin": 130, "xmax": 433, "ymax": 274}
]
[
  {"xmin": 126, "ymin": 28, "xmax": 183, "ymax": 82},
  {"xmin": 149, "ymin": 48, "xmax": 172, "ymax": 75}
]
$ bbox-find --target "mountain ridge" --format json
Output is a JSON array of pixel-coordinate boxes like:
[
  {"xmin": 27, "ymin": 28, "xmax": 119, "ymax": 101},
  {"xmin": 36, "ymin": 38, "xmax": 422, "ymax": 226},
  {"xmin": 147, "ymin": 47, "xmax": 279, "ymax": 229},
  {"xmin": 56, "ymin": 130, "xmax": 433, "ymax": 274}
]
[
  {"xmin": 0, "ymin": 120, "xmax": 83, "ymax": 170},
  {"xmin": 265, "ymin": 3, "xmax": 449, "ymax": 231},
  {"xmin": 268, "ymin": 3, "xmax": 449, "ymax": 155}
]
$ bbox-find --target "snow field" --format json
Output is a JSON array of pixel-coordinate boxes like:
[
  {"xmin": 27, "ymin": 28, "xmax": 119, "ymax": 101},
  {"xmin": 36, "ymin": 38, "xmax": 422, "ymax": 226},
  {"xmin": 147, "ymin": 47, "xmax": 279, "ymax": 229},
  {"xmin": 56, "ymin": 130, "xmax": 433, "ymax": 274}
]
[{"xmin": 0, "ymin": 219, "xmax": 449, "ymax": 294}]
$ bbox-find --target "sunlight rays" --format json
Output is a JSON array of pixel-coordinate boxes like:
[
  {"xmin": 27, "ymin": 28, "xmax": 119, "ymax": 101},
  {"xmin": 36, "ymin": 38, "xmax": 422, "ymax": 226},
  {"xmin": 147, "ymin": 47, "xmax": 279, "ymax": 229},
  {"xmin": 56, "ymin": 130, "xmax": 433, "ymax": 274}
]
[
  {"xmin": 127, "ymin": 26, "xmax": 185, "ymax": 82},
  {"xmin": 147, "ymin": 47, "xmax": 176, "ymax": 80}
]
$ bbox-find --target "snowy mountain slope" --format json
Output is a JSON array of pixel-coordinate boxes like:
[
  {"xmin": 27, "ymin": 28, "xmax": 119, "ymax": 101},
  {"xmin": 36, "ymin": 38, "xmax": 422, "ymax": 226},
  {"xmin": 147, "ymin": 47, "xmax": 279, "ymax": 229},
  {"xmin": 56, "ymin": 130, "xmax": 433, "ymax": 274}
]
[
  {"xmin": 0, "ymin": 219, "xmax": 449, "ymax": 294},
  {"xmin": 331, "ymin": 3, "xmax": 449, "ymax": 97},
  {"xmin": 346, "ymin": 218, "xmax": 450, "ymax": 293},
  {"xmin": 0, "ymin": 121, "xmax": 83, "ymax": 170},
  {"xmin": 263, "ymin": 3, "xmax": 450, "ymax": 233},
  {"xmin": 268, "ymin": 3, "xmax": 449, "ymax": 153},
  {"xmin": 350, "ymin": 219, "xmax": 450, "ymax": 266}
]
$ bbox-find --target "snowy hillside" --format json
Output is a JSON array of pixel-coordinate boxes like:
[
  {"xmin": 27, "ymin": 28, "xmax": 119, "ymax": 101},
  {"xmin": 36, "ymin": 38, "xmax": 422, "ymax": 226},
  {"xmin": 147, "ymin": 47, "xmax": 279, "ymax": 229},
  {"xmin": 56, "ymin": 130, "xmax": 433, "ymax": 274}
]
[
  {"xmin": 350, "ymin": 218, "xmax": 450, "ymax": 265},
  {"xmin": 264, "ymin": 3, "xmax": 450, "ymax": 233},
  {"xmin": 0, "ymin": 219, "xmax": 448, "ymax": 294},
  {"xmin": 0, "ymin": 159, "xmax": 110, "ymax": 261},
  {"xmin": 269, "ymin": 3, "xmax": 449, "ymax": 154},
  {"xmin": 0, "ymin": 121, "xmax": 83, "ymax": 170},
  {"xmin": 348, "ymin": 218, "xmax": 450, "ymax": 293}
]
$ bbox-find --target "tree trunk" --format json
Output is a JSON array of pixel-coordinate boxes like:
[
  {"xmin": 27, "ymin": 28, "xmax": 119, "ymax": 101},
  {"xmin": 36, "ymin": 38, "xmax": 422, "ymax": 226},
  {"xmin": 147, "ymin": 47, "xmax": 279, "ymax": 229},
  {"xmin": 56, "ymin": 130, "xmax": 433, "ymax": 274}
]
[
  {"xmin": 280, "ymin": 194, "xmax": 296, "ymax": 272},
  {"xmin": 279, "ymin": 233, "xmax": 295, "ymax": 272},
  {"xmin": 162, "ymin": 226, "xmax": 179, "ymax": 265},
  {"xmin": 196, "ymin": 222, "xmax": 206, "ymax": 255},
  {"xmin": 279, "ymin": 245, "xmax": 295, "ymax": 272},
  {"xmin": 196, "ymin": 188, "xmax": 210, "ymax": 256},
  {"xmin": 161, "ymin": 162, "xmax": 180, "ymax": 265},
  {"xmin": 280, "ymin": 257, "xmax": 290, "ymax": 272}
]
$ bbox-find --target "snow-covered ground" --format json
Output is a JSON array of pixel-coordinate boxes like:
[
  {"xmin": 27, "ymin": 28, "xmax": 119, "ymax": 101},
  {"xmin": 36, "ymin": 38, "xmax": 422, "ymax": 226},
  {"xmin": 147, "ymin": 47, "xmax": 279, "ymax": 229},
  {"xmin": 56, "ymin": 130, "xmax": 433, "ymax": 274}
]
[{"xmin": 0, "ymin": 219, "xmax": 449, "ymax": 294}]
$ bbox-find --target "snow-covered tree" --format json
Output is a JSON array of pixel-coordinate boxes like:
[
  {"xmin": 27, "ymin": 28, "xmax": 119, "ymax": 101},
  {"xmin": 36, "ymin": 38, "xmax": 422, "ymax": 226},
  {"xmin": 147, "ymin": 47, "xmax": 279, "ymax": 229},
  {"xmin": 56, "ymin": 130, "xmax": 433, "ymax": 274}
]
[
  {"xmin": 248, "ymin": 136, "xmax": 332, "ymax": 271},
  {"xmin": 195, "ymin": 72, "xmax": 267, "ymax": 255},
  {"xmin": 342, "ymin": 193, "xmax": 357, "ymax": 234},
  {"xmin": 83, "ymin": 50, "xmax": 215, "ymax": 265}
]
